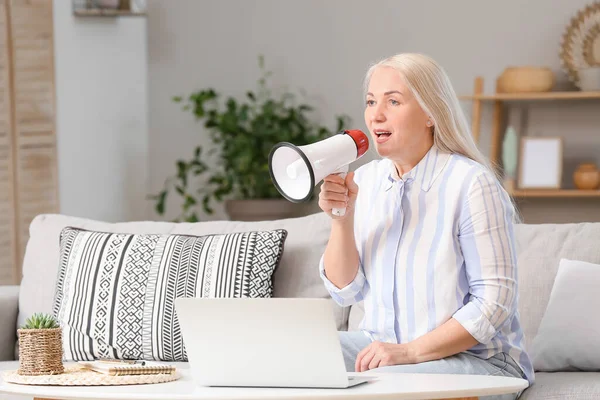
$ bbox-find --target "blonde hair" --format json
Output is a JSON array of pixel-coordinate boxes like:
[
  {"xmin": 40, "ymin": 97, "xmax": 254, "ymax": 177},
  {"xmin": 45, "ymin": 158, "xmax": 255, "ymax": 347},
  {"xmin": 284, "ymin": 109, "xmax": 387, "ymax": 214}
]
[{"xmin": 363, "ymin": 53, "xmax": 521, "ymax": 221}]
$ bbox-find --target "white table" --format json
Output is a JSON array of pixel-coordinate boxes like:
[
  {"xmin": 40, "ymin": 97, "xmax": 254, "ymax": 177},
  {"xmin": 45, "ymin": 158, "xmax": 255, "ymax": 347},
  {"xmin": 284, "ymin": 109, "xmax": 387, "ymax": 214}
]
[{"xmin": 0, "ymin": 361, "xmax": 528, "ymax": 400}]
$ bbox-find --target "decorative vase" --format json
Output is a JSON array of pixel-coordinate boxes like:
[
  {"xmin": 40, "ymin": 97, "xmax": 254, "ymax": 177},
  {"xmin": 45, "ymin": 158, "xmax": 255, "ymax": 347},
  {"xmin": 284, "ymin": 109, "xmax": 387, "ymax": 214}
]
[
  {"xmin": 17, "ymin": 327, "xmax": 64, "ymax": 376},
  {"xmin": 573, "ymin": 163, "xmax": 600, "ymax": 190},
  {"xmin": 579, "ymin": 67, "xmax": 600, "ymax": 91},
  {"xmin": 502, "ymin": 126, "xmax": 518, "ymax": 192}
]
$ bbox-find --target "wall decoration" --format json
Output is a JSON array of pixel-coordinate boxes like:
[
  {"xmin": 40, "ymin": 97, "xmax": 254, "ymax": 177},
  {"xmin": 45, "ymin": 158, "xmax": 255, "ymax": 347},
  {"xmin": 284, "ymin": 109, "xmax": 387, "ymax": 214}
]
[
  {"xmin": 559, "ymin": 2, "xmax": 600, "ymax": 89},
  {"xmin": 583, "ymin": 23, "xmax": 600, "ymax": 66}
]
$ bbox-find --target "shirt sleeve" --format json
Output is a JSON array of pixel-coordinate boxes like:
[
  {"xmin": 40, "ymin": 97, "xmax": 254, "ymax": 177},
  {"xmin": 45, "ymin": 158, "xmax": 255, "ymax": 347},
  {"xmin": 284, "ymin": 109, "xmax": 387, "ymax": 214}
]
[
  {"xmin": 318, "ymin": 164, "xmax": 368, "ymax": 307},
  {"xmin": 319, "ymin": 254, "xmax": 366, "ymax": 306},
  {"xmin": 452, "ymin": 170, "xmax": 518, "ymax": 345}
]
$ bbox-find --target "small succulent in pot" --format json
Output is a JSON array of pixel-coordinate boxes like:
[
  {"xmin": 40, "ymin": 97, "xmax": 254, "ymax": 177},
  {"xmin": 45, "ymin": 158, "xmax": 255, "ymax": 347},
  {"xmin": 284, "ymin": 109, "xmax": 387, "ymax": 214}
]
[
  {"xmin": 17, "ymin": 313, "xmax": 64, "ymax": 376},
  {"xmin": 21, "ymin": 313, "xmax": 60, "ymax": 330}
]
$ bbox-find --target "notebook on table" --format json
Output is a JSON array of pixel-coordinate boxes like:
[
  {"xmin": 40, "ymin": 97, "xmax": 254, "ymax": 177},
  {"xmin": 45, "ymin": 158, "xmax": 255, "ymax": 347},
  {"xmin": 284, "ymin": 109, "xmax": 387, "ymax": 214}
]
[{"xmin": 78, "ymin": 360, "xmax": 176, "ymax": 376}]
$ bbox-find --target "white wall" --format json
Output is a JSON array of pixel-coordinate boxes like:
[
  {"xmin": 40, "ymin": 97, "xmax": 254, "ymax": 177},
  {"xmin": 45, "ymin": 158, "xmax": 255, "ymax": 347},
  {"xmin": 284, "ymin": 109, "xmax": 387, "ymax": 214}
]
[
  {"xmin": 147, "ymin": 0, "xmax": 600, "ymax": 223},
  {"xmin": 54, "ymin": 1, "xmax": 149, "ymax": 222}
]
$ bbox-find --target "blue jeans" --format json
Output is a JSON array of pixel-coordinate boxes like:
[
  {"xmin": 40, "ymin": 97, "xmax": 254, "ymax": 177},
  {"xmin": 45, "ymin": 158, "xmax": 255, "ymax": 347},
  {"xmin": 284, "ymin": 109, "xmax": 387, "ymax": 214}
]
[{"xmin": 339, "ymin": 331, "xmax": 527, "ymax": 400}]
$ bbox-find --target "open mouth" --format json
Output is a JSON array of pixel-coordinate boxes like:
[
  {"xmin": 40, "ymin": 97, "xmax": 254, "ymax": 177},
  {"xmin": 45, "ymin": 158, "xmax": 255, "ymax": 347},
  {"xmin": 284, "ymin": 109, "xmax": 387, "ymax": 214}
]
[{"xmin": 374, "ymin": 130, "xmax": 392, "ymax": 138}]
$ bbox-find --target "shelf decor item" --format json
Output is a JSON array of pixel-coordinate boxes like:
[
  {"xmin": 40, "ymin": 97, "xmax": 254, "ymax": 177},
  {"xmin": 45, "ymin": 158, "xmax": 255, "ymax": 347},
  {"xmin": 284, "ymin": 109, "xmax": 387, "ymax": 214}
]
[
  {"xmin": 502, "ymin": 126, "xmax": 519, "ymax": 192},
  {"xmin": 17, "ymin": 313, "xmax": 64, "ymax": 376},
  {"xmin": 497, "ymin": 67, "xmax": 555, "ymax": 93},
  {"xmin": 559, "ymin": 2, "xmax": 600, "ymax": 89},
  {"xmin": 583, "ymin": 22, "xmax": 600, "ymax": 66},
  {"xmin": 578, "ymin": 66, "xmax": 600, "ymax": 90},
  {"xmin": 573, "ymin": 163, "xmax": 600, "ymax": 190},
  {"xmin": 518, "ymin": 137, "xmax": 563, "ymax": 190}
]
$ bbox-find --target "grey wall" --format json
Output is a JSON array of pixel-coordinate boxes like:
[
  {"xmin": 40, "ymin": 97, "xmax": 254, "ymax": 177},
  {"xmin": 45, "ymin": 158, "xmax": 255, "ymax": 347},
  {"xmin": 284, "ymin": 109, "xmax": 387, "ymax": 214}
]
[
  {"xmin": 147, "ymin": 0, "xmax": 600, "ymax": 223},
  {"xmin": 54, "ymin": 0, "xmax": 149, "ymax": 222}
]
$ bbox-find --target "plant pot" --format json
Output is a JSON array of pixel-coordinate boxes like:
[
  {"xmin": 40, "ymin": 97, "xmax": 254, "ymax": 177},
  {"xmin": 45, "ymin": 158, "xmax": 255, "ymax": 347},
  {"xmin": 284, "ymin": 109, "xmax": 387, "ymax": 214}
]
[
  {"xmin": 225, "ymin": 199, "xmax": 319, "ymax": 221},
  {"xmin": 573, "ymin": 163, "xmax": 600, "ymax": 190},
  {"xmin": 17, "ymin": 328, "xmax": 64, "ymax": 376}
]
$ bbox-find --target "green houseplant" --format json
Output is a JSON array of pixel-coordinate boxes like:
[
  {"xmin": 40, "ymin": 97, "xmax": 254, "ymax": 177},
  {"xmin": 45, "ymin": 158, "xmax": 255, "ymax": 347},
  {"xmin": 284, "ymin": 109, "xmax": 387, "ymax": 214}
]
[
  {"xmin": 17, "ymin": 313, "xmax": 64, "ymax": 375},
  {"xmin": 152, "ymin": 56, "xmax": 350, "ymax": 222}
]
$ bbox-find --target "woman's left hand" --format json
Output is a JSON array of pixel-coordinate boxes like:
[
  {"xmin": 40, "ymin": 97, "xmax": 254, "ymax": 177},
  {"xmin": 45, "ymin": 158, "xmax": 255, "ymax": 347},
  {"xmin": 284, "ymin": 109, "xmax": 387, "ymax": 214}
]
[{"xmin": 355, "ymin": 341, "xmax": 417, "ymax": 372}]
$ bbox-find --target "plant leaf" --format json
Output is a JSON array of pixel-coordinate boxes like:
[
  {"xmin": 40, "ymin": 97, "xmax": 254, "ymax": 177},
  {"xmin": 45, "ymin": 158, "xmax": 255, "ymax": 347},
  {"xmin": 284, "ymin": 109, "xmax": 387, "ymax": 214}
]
[{"xmin": 155, "ymin": 190, "xmax": 167, "ymax": 215}]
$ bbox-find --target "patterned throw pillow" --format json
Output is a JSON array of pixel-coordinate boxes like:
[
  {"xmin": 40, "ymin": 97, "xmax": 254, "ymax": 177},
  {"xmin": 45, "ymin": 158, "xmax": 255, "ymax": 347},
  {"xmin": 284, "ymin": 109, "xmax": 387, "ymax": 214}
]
[{"xmin": 52, "ymin": 226, "xmax": 287, "ymax": 362}]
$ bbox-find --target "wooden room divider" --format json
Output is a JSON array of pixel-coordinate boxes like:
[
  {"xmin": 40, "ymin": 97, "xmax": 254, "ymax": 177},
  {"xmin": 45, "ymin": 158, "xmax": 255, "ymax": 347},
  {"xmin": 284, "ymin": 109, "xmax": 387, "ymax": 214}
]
[{"xmin": 0, "ymin": 0, "xmax": 58, "ymax": 285}]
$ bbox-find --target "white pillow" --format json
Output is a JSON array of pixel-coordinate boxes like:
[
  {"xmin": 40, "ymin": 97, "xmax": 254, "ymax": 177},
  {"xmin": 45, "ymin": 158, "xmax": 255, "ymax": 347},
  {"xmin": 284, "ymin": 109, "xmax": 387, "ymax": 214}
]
[{"xmin": 531, "ymin": 258, "xmax": 600, "ymax": 371}]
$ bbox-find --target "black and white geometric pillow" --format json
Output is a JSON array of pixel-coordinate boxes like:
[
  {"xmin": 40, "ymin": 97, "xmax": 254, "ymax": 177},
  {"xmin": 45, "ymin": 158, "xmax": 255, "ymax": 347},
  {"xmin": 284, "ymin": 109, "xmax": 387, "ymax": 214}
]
[{"xmin": 52, "ymin": 226, "xmax": 287, "ymax": 362}]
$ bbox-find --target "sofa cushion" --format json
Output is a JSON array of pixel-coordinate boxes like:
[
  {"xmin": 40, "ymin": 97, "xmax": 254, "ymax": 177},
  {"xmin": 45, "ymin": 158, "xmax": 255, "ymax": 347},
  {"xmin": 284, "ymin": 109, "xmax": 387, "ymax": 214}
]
[
  {"xmin": 19, "ymin": 212, "xmax": 347, "ymax": 335},
  {"xmin": 519, "ymin": 372, "xmax": 600, "ymax": 400},
  {"xmin": 514, "ymin": 223, "xmax": 600, "ymax": 352},
  {"xmin": 53, "ymin": 226, "xmax": 287, "ymax": 361},
  {"xmin": 0, "ymin": 286, "xmax": 19, "ymax": 361},
  {"xmin": 530, "ymin": 258, "xmax": 600, "ymax": 372}
]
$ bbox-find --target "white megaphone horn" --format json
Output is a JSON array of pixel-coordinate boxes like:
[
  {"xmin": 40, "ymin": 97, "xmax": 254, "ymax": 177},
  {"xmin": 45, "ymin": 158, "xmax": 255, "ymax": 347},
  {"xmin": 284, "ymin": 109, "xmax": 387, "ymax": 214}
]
[{"xmin": 268, "ymin": 129, "xmax": 369, "ymax": 217}]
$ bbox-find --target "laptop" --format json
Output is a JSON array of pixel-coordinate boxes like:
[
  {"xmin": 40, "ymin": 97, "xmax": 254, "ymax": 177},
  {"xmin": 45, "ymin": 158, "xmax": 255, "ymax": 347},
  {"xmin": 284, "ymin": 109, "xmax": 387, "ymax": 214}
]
[{"xmin": 174, "ymin": 297, "xmax": 374, "ymax": 388}]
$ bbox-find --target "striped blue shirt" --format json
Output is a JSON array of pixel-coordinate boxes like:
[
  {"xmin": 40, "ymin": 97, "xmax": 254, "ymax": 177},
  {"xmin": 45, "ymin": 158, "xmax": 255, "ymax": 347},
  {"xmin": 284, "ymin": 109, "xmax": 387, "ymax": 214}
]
[{"xmin": 319, "ymin": 144, "xmax": 534, "ymax": 384}]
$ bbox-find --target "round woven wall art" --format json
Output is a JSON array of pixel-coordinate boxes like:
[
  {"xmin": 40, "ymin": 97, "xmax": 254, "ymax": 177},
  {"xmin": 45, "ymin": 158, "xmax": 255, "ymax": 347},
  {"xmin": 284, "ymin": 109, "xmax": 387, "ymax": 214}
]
[
  {"xmin": 560, "ymin": 2, "xmax": 600, "ymax": 87},
  {"xmin": 583, "ymin": 23, "xmax": 600, "ymax": 66},
  {"xmin": 2, "ymin": 366, "xmax": 180, "ymax": 386}
]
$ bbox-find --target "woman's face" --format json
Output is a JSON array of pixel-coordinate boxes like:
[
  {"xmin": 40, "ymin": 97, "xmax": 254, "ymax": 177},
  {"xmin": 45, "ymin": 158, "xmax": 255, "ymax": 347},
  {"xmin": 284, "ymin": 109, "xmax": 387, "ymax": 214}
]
[{"xmin": 364, "ymin": 66, "xmax": 432, "ymax": 160}]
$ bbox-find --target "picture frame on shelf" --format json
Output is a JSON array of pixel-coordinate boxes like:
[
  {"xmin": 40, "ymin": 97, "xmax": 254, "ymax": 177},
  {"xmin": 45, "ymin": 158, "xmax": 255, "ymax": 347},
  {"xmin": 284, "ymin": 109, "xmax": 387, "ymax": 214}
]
[{"xmin": 518, "ymin": 137, "xmax": 563, "ymax": 190}]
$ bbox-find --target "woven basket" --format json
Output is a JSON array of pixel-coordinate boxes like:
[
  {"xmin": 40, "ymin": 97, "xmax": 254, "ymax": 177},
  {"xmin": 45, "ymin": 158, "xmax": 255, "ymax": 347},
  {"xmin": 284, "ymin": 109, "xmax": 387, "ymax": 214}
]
[{"xmin": 17, "ymin": 328, "xmax": 65, "ymax": 376}]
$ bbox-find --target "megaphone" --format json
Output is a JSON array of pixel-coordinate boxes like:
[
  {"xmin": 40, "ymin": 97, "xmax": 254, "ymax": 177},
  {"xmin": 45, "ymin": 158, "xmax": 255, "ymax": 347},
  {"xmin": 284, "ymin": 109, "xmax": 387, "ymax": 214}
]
[{"xmin": 268, "ymin": 129, "xmax": 369, "ymax": 217}]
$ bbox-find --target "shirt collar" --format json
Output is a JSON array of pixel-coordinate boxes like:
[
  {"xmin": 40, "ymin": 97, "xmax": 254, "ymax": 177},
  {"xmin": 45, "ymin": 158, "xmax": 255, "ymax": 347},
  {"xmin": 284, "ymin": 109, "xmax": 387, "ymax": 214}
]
[{"xmin": 383, "ymin": 144, "xmax": 451, "ymax": 192}]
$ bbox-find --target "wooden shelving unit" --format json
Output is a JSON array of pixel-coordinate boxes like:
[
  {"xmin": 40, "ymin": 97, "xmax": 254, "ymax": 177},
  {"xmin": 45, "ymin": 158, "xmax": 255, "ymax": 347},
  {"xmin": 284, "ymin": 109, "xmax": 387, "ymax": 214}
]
[{"xmin": 461, "ymin": 76, "xmax": 600, "ymax": 199}]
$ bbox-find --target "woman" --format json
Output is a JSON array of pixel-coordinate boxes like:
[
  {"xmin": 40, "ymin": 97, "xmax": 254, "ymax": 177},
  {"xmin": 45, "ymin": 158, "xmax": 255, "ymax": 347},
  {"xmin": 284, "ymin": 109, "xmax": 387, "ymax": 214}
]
[{"xmin": 318, "ymin": 53, "xmax": 534, "ymax": 399}]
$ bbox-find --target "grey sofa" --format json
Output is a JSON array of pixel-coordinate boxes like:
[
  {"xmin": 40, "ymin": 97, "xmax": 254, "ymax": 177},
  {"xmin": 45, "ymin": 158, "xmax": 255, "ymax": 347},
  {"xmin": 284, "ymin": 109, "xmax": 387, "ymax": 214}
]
[{"xmin": 1, "ymin": 212, "xmax": 600, "ymax": 399}]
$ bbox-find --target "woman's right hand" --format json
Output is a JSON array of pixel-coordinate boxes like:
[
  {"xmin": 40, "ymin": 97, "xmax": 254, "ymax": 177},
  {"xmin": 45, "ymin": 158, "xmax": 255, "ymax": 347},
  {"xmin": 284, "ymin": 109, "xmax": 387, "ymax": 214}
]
[{"xmin": 318, "ymin": 171, "xmax": 359, "ymax": 220}]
